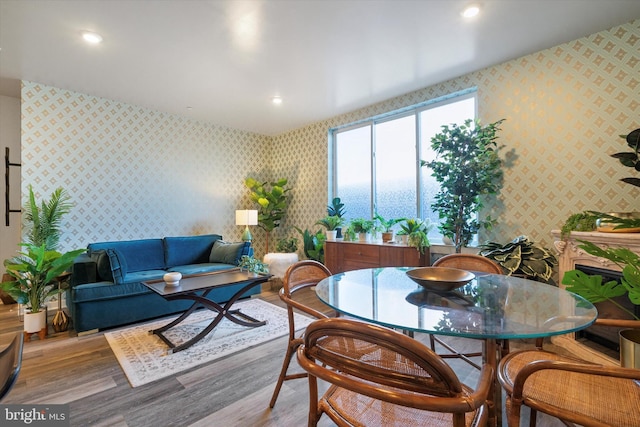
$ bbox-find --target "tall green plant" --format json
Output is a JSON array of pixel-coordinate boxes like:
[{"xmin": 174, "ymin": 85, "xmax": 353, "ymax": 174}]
[
  {"xmin": 23, "ymin": 185, "xmax": 74, "ymax": 251},
  {"xmin": 244, "ymin": 177, "xmax": 290, "ymax": 253},
  {"xmin": 1, "ymin": 244, "xmax": 86, "ymax": 312},
  {"xmin": 424, "ymin": 118, "xmax": 505, "ymax": 253}
]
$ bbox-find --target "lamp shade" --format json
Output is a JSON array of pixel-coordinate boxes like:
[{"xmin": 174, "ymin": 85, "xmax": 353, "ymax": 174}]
[{"xmin": 235, "ymin": 209, "xmax": 258, "ymax": 226}]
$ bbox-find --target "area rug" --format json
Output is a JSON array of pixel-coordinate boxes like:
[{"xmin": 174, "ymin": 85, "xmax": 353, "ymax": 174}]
[{"xmin": 105, "ymin": 299, "xmax": 311, "ymax": 387}]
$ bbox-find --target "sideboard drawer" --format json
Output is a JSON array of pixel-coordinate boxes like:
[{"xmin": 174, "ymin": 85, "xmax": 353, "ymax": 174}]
[{"xmin": 342, "ymin": 244, "xmax": 380, "ymax": 264}]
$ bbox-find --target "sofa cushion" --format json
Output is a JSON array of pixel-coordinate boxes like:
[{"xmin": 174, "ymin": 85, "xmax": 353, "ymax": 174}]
[
  {"xmin": 93, "ymin": 250, "xmax": 112, "ymax": 282},
  {"xmin": 209, "ymin": 240, "xmax": 251, "ymax": 265},
  {"xmin": 124, "ymin": 270, "xmax": 167, "ymax": 284},
  {"xmin": 168, "ymin": 263, "xmax": 237, "ymax": 276},
  {"xmin": 72, "ymin": 281, "xmax": 150, "ymax": 303},
  {"xmin": 106, "ymin": 249, "xmax": 128, "ymax": 284},
  {"xmin": 89, "ymin": 239, "xmax": 165, "ymax": 273},
  {"xmin": 164, "ymin": 234, "xmax": 222, "ymax": 267}
]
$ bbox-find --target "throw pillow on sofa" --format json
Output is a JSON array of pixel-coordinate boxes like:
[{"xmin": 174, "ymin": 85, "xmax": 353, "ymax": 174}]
[
  {"xmin": 209, "ymin": 240, "xmax": 251, "ymax": 265},
  {"xmin": 106, "ymin": 248, "xmax": 128, "ymax": 284},
  {"xmin": 92, "ymin": 249, "xmax": 128, "ymax": 283}
]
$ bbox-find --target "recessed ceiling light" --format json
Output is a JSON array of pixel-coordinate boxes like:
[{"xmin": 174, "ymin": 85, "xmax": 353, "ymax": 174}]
[
  {"xmin": 271, "ymin": 96, "xmax": 283, "ymax": 105},
  {"xmin": 81, "ymin": 31, "xmax": 103, "ymax": 44},
  {"xmin": 461, "ymin": 4, "xmax": 480, "ymax": 18}
]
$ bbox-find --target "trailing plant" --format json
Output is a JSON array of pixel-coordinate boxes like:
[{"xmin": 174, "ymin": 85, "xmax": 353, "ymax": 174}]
[
  {"xmin": 423, "ymin": 118, "xmax": 505, "ymax": 253},
  {"xmin": 23, "ymin": 185, "xmax": 74, "ymax": 251},
  {"xmin": 295, "ymin": 227, "xmax": 326, "ymax": 263},
  {"xmin": 238, "ymin": 255, "xmax": 270, "ymax": 275},
  {"xmin": 1, "ymin": 243, "xmax": 86, "ymax": 312},
  {"xmin": 244, "ymin": 177, "xmax": 291, "ymax": 253},
  {"xmin": 611, "ymin": 127, "xmax": 640, "ymax": 188},
  {"xmin": 479, "ymin": 235, "xmax": 557, "ymax": 285},
  {"xmin": 560, "ymin": 211, "xmax": 599, "ymax": 239},
  {"xmin": 327, "ymin": 197, "xmax": 346, "ymax": 218},
  {"xmin": 275, "ymin": 237, "xmax": 298, "ymax": 253},
  {"xmin": 562, "ymin": 240, "xmax": 640, "ymax": 320},
  {"xmin": 399, "ymin": 218, "xmax": 432, "ymax": 254},
  {"xmin": 315, "ymin": 215, "xmax": 344, "ymax": 231}
]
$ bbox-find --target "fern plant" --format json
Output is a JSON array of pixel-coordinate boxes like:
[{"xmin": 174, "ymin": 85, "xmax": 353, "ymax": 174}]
[{"xmin": 23, "ymin": 185, "xmax": 74, "ymax": 251}]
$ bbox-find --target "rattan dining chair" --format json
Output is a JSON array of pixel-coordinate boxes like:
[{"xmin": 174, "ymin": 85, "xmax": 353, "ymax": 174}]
[
  {"xmin": 297, "ymin": 317, "xmax": 493, "ymax": 427},
  {"xmin": 430, "ymin": 254, "xmax": 504, "ymax": 368},
  {"xmin": 0, "ymin": 332, "xmax": 24, "ymax": 402},
  {"xmin": 269, "ymin": 260, "xmax": 333, "ymax": 408},
  {"xmin": 498, "ymin": 318, "xmax": 640, "ymax": 427}
]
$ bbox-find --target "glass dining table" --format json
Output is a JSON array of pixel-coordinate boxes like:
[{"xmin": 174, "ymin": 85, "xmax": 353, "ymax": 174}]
[{"xmin": 315, "ymin": 267, "xmax": 598, "ymax": 426}]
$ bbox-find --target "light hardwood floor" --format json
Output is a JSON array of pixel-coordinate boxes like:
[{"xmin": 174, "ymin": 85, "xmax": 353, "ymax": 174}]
[{"xmin": 0, "ymin": 288, "xmax": 567, "ymax": 427}]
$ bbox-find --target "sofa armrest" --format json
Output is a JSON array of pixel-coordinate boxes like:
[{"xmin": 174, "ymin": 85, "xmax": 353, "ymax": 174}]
[{"xmin": 71, "ymin": 253, "xmax": 99, "ymax": 286}]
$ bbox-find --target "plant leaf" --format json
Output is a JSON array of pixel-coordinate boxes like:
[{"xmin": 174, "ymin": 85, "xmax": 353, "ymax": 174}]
[{"xmin": 562, "ymin": 270, "xmax": 626, "ymax": 303}]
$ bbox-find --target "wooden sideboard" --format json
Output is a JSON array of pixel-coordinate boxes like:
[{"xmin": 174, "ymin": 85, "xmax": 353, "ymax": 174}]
[{"xmin": 324, "ymin": 240, "xmax": 430, "ymax": 274}]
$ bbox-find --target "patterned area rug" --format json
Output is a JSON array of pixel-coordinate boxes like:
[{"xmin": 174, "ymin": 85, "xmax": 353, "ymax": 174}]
[{"xmin": 105, "ymin": 298, "xmax": 311, "ymax": 387}]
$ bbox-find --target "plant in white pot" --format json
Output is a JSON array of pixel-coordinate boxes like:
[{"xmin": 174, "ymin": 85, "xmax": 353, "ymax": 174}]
[
  {"xmin": 315, "ymin": 215, "xmax": 344, "ymax": 241},
  {"xmin": 1, "ymin": 244, "xmax": 85, "ymax": 337},
  {"xmin": 399, "ymin": 218, "xmax": 432, "ymax": 254}
]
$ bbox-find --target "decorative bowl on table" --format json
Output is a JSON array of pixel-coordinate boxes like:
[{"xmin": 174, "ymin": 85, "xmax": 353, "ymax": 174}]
[
  {"xmin": 163, "ymin": 272, "xmax": 182, "ymax": 287},
  {"xmin": 406, "ymin": 267, "xmax": 475, "ymax": 292}
]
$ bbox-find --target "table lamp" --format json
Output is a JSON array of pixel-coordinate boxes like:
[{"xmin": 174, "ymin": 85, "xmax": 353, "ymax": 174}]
[{"xmin": 236, "ymin": 209, "xmax": 258, "ymax": 242}]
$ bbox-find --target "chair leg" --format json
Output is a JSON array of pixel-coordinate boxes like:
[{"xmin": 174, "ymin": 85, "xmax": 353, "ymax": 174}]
[
  {"xmin": 429, "ymin": 334, "xmax": 436, "ymax": 351},
  {"xmin": 269, "ymin": 341, "xmax": 298, "ymax": 408}
]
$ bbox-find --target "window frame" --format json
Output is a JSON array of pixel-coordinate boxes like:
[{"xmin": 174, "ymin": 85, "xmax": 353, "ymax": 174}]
[{"xmin": 329, "ymin": 89, "xmax": 478, "ymax": 233}]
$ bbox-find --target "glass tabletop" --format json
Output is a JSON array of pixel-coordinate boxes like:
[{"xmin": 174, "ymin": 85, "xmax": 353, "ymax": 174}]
[{"xmin": 315, "ymin": 267, "xmax": 598, "ymax": 340}]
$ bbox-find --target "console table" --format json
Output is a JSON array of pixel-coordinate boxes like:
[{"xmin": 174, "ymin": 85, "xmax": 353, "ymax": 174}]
[{"xmin": 324, "ymin": 240, "xmax": 429, "ymax": 273}]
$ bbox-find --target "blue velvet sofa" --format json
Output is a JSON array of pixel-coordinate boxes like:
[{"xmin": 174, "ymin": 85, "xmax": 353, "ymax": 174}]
[{"xmin": 68, "ymin": 234, "xmax": 256, "ymax": 333}]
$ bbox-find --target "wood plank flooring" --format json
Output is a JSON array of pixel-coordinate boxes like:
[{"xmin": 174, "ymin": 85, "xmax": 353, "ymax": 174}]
[{"xmin": 0, "ymin": 288, "xmax": 567, "ymax": 426}]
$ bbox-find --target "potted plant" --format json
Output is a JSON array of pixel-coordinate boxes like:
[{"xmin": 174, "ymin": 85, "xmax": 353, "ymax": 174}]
[
  {"xmin": 399, "ymin": 218, "xmax": 432, "ymax": 254},
  {"xmin": 561, "ymin": 239, "xmax": 640, "ymax": 367},
  {"xmin": 275, "ymin": 237, "xmax": 298, "ymax": 253},
  {"xmin": 238, "ymin": 255, "xmax": 270, "ymax": 275},
  {"xmin": 295, "ymin": 227, "xmax": 326, "ymax": 263},
  {"xmin": 1, "ymin": 243, "xmax": 85, "ymax": 336},
  {"xmin": 611, "ymin": 127, "xmax": 640, "ymax": 188},
  {"xmin": 423, "ymin": 118, "xmax": 505, "ymax": 253},
  {"xmin": 350, "ymin": 218, "xmax": 374, "ymax": 242},
  {"xmin": 315, "ymin": 215, "xmax": 344, "ymax": 241},
  {"xmin": 374, "ymin": 213, "xmax": 405, "ymax": 243},
  {"xmin": 244, "ymin": 177, "xmax": 291, "ymax": 253},
  {"xmin": 478, "ymin": 235, "xmax": 558, "ymax": 285},
  {"xmin": 23, "ymin": 185, "xmax": 74, "ymax": 250},
  {"xmin": 327, "ymin": 197, "xmax": 346, "ymax": 239}
]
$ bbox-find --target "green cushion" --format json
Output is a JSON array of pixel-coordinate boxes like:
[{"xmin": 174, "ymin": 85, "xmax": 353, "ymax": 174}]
[{"xmin": 208, "ymin": 241, "xmax": 250, "ymax": 265}]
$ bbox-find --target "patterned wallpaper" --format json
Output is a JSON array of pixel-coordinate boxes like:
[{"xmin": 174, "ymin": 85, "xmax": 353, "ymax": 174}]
[
  {"xmin": 20, "ymin": 19, "xmax": 639, "ymax": 258},
  {"xmin": 21, "ymin": 83, "xmax": 272, "ymax": 254},
  {"xmin": 273, "ymin": 19, "xmax": 640, "ymax": 250}
]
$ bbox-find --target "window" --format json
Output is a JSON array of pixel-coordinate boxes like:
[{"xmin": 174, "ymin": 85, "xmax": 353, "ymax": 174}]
[{"xmin": 331, "ymin": 91, "xmax": 476, "ymax": 242}]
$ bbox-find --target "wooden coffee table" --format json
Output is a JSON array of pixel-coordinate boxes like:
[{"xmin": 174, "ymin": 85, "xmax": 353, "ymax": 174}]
[{"xmin": 143, "ymin": 269, "xmax": 272, "ymax": 353}]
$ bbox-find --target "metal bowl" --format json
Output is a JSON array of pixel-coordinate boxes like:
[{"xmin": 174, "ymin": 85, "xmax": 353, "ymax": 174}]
[{"xmin": 406, "ymin": 267, "xmax": 475, "ymax": 292}]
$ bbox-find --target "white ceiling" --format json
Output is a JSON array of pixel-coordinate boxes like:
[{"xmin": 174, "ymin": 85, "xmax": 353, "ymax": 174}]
[{"xmin": 1, "ymin": 0, "xmax": 639, "ymax": 136}]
